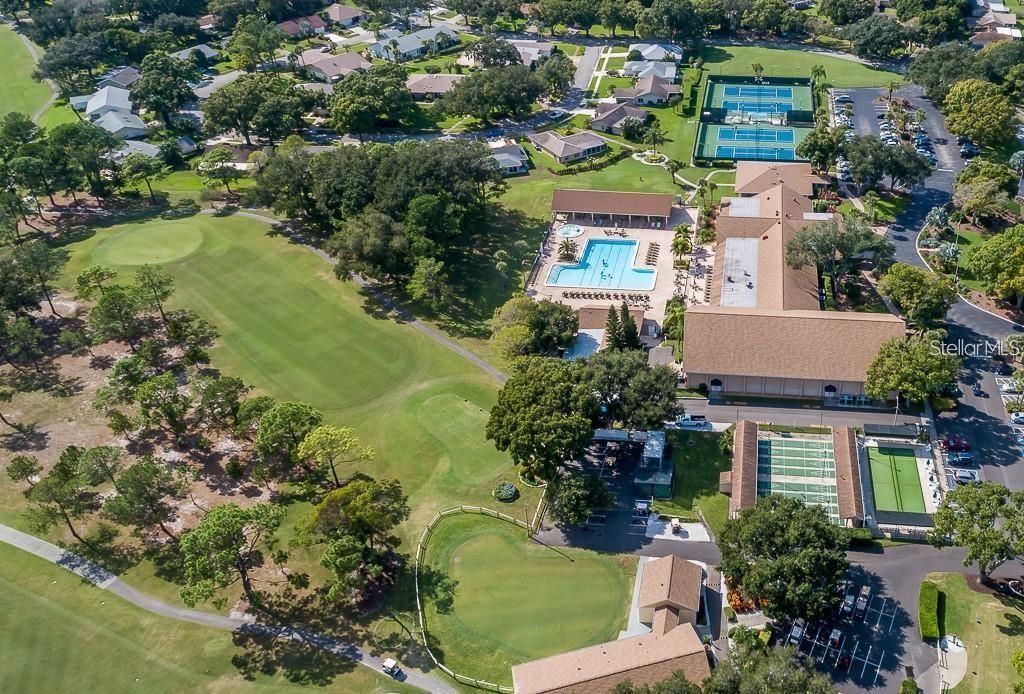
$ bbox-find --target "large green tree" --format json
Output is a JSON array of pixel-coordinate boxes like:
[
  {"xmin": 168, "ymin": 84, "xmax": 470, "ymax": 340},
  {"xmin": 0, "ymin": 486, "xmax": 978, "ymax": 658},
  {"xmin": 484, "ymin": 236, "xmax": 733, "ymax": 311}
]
[
  {"xmin": 254, "ymin": 401, "xmax": 324, "ymax": 474},
  {"xmin": 132, "ymin": 52, "xmax": 197, "ymax": 124},
  {"xmin": 877, "ymin": 262, "xmax": 957, "ymax": 328},
  {"xmin": 179, "ymin": 502, "xmax": 286, "ymax": 609},
  {"xmin": 817, "ymin": 0, "xmax": 872, "ymax": 24},
  {"xmin": 104, "ymin": 456, "xmax": 186, "ymax": 540},
  {"xmin": 944, "ymin": 79, "xmax": 1014, "ymax": 147},
  {"xmin": 928, "ymin": 482, "xmax": 1024, "ymax": 579},
  {"xmin": 228, "ymin": 15, "xmax": 283, "ymax": 71},
  {"xmin": 330, "ymin": 64, "xmax": 417, "ymax": 137},
  {"xmin": 786, "ymin": 214, "xmax": 894, "ymax": 295},
  {"xmin": 297, "ymin": 424, "xmax": 374, "ymax": 490},
  {"xmin": 704, "ymin": 645, "xmax": 834, "ymax": 693},
  {"xmin": 486, "ymin": 358, "xmax": 597, "ymax": 480},
  {"xmin": 718, "ymin": 495, "xmax": 848, "ymax": 620},
  {"xmin": 965, "ymin": 224, "xmax": 1024, "ymax": 304},
  {"xmin": 843, "ymin": 14, "xmax": 907, "ymax": 58},
  {"xmin": 864, "ymin": 334, "xmax": 961, "ymax": 403},
  {"xmin": 547, "ymin": 473, "xmax": 613, "ymax": 525}
]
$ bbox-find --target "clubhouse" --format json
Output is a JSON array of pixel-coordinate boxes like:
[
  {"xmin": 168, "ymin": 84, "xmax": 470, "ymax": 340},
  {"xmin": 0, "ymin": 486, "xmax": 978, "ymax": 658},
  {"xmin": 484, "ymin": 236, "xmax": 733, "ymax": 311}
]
[
  {"xmin": 512, "ymin": 555, "xmax": 710, "ymax": 693},
  {"xmin": 551, "ymin": 189, "xmax": 675, "ymax": 227},
  {"xmin": 682, "ymin": 163, "xmax": 905, "ymax": 400}
]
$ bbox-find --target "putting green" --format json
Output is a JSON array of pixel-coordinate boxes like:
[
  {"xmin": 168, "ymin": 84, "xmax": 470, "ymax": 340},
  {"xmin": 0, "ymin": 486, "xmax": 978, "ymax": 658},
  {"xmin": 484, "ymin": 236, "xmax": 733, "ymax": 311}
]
[
  {"xmin": 868, "ymin": 446, "xmax": 925, "ymax": 513},
  {"xmin": 61, "ymin": 212, "xmax": 518, "ymax": 543},
  {"xmin": 92, "ymin": 220, "xmax": 205, "ymax": 266},
  {"xmin": 421, "ymin": 514, "xmax": 633, "ymax": 685}
]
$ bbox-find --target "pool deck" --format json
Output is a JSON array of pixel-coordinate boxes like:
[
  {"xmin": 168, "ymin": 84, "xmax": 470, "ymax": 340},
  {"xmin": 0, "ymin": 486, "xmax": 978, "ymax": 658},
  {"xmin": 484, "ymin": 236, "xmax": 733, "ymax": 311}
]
[{"xmin": 526, "ymin": 207, "xmax": 696, "ymax": 326}]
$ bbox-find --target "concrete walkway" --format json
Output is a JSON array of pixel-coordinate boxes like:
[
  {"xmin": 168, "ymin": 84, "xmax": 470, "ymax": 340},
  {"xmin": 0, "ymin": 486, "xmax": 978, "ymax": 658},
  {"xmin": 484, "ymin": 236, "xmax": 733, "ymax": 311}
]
[
  {"xmin": 0, "ymin": 523, "xmax": 457, "ymax": 693},
  {"xmin": 618, "ymin": 556, "xmax": 653, "ymax": 639},
  {"xmin": 208, "ymin": 209, "xmax": 507, "ymax": 384}
]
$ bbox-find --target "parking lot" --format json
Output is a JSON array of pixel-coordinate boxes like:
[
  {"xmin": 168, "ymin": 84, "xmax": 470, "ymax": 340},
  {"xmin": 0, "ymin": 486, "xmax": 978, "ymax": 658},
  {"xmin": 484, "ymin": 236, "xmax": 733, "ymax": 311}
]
[{"xmin": 786, "ymin": 582, "xmax": 901, "ymax": 690}]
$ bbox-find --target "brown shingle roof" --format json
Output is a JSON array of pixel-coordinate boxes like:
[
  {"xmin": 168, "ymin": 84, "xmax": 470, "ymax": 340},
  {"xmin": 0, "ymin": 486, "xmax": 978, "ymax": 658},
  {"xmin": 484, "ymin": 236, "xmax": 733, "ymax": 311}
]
[
  {"xmin": 833, "ymin": 426, "xmax": 863, "ymax": 521},
  {"xmin": 578, "ymin": 305, "xmax": 645, "ymax": 331},
  {"xmin": 405, "ymin": 72, "xmax": 465, "ymax": 95},
  {"xmin": 734, "ymin": 162, "xmax": 828, "ymax": 197},
  {"xmin": 639, "ymin": 555, "xmax": 703, "ymax": 612},
  {"xmin": 651, "ymin": 606, "xmax": 680, "ymax": 636},
  {"xmin": 552, "ymin": 189, "xmax": 673, "ymax": 218},
  {"xmin": 511, "ymin": 622, "xmax": 709, "ymax": 694},
  {"xmin": 326, "ymin": 3, "xmax": 364, "ymax": 21},
  {"xmin": 731, "ymin": 421, "xmax": 759, "ymax": 514},
  {"xmin": 277, "ymin": 14, "xmax": 326, "ymax": 35},
  {"xmin": 683, "ymin": 307, "xmax": 905, "ymax": 382}
]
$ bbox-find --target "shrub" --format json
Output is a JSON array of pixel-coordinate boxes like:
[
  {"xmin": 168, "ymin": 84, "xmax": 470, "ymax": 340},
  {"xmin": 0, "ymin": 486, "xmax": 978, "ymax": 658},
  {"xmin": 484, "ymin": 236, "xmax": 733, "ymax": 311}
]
[
  {"xmin": 424, "ymin": 64, "xmax": 440, "ymax": 74},
  {"xmin": 900, "ymin": 678, "xmax": 918, "ymax": 694},
  {"xmin": 159, "ymin": 198, "xmax": 200, "ymax": 219},
  {"xmin": 492, "ymin": 481, "xmax": 519, "ymax": 502},
  {"xmin": 225, "ymin": 457, "xmax": 245, "ymax": 479},
  {"xmin": 724, "ymin": 605, "xmax": 737, "ymax": 622},
  {"xmin": 198, "ymin": 188, "xmax": 222, "ymax": 202},
  {"xmin": 918, "ymin": 580, "xmax": 940, "ymax": 641}
]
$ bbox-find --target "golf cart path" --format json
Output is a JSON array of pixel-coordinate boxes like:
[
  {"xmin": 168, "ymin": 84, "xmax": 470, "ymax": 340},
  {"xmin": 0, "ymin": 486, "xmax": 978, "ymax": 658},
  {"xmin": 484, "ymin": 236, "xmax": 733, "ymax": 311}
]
[
  {"xmin": 217, "ymin": 209, "xmax": 507, "ymax": 384},
  {"xmin": 7, "ymin": 23, "xmax": 58, "ymax": 124},
  {"xmin": 0, "ymin": 523, "xmax": 456, "ymax": 694}
]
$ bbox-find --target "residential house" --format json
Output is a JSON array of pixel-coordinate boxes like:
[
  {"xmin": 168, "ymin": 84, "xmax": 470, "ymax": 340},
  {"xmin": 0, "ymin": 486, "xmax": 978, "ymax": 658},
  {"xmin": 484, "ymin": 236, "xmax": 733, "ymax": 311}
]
[
  {"xmin": 622, "ymin": 61, "xmax": 678, "ymax": 81},
  {"xmin": 976, "ymin": 8, "xmax": 1019, "ymax": 27},
  {"xmin": 305, "ymin": 52, "xmax": 371, "ymax": 81},
  {"xmin": 590, "ymin": 102, "xmax": 651, "ymax": 135},
  {"xmin": 169, "ymin": 44, "xmax": 221, "ymax": 62},
  {"xmin": 682, "ymin": 184, "xmax": 906, "ymax": 399},
  {"xmin": 108, "ymin": 139, "xmax": 160, "ymax": 163},
  {"xmin": 511, "ymin": 555, "xmax": 710, "ymax": 693},
  {"xmin": 197, "ymin": 13, "xmax": 218, "ymax": 30},
  {"xmin": 97, "ymin": 66, "xmax": 141, "ymax": 90},
  {"xmin": 86, "ymin": 86, "xmax": 133, "ymax": 120},
  {"xmin": 95, "ymin": 111, "xmax": 149, "ymax": 139},
  {"xmin": 277, "ymin": 14, "xmax": 328, "ymax": 37},
  {"xmin": 509, "ymin": 39, "xmax": 553, "ymax": 66},
  {"xmin": 488, "ymin": 137, "xmax": 530, "ymax": 175},
  {"xmin": 326, "ymin": 3, "xmax": 366, "ymax": 26},
  {"xmin": 628, "ymin": 43, "xmax": 684, "ymax": 62},
  {"xmin": 612, "ymin": 75, "xmax": 681, "ymax": 106},
  {"xmin": 405, "ymin": 72, "xmax": 465, "ymax": 99},
  {"xmin": 369, "ymin": 26, "xmax": 458, "ymax": 62},
  {"xmin": 527, "ymin": 130, "xmax": 608, "ymax": 164}
]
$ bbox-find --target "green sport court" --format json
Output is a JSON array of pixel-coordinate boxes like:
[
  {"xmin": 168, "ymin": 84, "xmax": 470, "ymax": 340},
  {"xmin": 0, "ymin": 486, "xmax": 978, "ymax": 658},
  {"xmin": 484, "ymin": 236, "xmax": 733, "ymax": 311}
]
[
  {"xmin": 867, "ymin": 446, "xmax": 926, "ymax": 514},
  {"xmin": 756, "ymin": 437, "xmax": 840, "ymax": 523},
  {"xmin": 696, "ymin": 123, "xmax": 812, "ymax": 161},
  {"xmin": 705, "ymin": 81, "xmax": 814, "ymax": 114}
]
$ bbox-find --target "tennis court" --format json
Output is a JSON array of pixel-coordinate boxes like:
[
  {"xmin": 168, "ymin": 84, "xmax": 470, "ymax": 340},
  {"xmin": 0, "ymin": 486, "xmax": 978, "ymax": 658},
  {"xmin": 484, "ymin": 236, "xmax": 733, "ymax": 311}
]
[
  {"xmin": 706, "ymin": 79, "xmax": 814, "ymax": 112},
  {"xmin": 696, "ymin": 123, "xmax": 811, "ymax": 162},
  {"xmin": 756, "ymin": 437, "xmax": 840, "ymax": 522},
  {"xmin": 868, "ymin": 446, "xmax": 926, "ymax": 514}
]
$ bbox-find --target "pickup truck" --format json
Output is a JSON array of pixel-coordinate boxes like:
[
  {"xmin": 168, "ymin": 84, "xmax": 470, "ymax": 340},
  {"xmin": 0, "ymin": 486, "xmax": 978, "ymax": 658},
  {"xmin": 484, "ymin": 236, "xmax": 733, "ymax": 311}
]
[{"xmin": 666, "ymin": 414, "xmax": 710, "ymax": 429}]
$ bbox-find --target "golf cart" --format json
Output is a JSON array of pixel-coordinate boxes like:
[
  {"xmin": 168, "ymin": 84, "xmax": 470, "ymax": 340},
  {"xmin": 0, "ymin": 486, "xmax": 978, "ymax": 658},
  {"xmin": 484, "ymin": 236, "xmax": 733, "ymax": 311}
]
[{"xmin": 381, "ymin": 658, "xmax": 402, "ymax": 678}]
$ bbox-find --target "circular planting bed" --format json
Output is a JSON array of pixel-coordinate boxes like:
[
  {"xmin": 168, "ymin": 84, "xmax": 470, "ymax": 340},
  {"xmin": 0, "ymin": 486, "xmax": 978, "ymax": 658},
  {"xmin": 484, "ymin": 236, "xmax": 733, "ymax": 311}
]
[{"xmin": 633, "ymin": 150, "xmax": 668, "ymax": 166}]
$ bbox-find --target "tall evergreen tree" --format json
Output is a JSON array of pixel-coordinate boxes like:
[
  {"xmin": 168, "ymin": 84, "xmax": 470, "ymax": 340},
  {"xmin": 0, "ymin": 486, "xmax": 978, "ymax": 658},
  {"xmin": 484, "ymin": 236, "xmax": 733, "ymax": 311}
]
[
  {"xmin": 619, "ymin": 302, "xmax": 642, "ymax": 350},
  {"xmin": 605, "ymin": 305, "xmax": 622, "ymax": 350}
]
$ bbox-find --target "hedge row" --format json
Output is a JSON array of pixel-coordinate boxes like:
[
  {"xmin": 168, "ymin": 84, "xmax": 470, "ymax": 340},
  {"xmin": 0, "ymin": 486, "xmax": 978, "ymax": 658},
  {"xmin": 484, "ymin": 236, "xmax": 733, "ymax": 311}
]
[
  {"xmin": 918, "ymin": 580, "xmax": 940, "ymax": 641},
  {"xmin": 548, "ymin": 148, "xmax": 630, "ymax": 175}
]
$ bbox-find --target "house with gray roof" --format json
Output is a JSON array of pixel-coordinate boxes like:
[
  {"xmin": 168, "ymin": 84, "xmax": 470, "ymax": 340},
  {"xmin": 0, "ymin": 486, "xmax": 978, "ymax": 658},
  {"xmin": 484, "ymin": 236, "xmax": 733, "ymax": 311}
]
[
  {"xmin": 623, "ymin": 61, "xmax": 677, "ymax": 81},
  {"xmin": 97, "ymin": 66, "xmax": 141, "ymax": 90},
  {"xmin": 95, "ymin": 111, "xmax": 149, "ymax": 139},
  {"xmin": 591, "ymin": 102, "xmax": 651, "ymax": 135},
  {"xmin": 108, "ymin": 139, "xmax": 160, "ymax": 163},
  {"xmin": 305, "ymin": 51, "xmax": 371, "ymax": 81},
  {"xmin": 528, "ymin": 130, "xmax": 607, "ymax": 164},
  {"xmin": 326, "ymin": 3, "xmax": 366, "ymax": 25},
  {"xmin": 405, "ymin": 72, "xmax": 465, "ymax": 99},
  {"xmin": 628, "ymin": 43, "xmax": 684, "ymax": 62},
  {"xmin": 369, "ymin": 26, "xmax": 458, "ymax": 61},
  {"xmin": 613, "ymin": 74, "xmax": 681, "ymax": 106},
  {"xmin": 86, "ymin": 86, "xmax": 133, "ymax": 120},
  {"xmin": 169, "ymin": 44, "xmax": 221, "ymax": 62},
  {"xmin": 487, "ymin": 137, "xmax": 530, "ymax": 175}
]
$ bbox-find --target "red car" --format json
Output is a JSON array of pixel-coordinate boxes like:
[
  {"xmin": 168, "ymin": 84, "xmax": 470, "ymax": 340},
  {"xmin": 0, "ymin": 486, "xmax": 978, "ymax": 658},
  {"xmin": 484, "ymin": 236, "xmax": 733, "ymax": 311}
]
[{"xmin": 939, "ymin": 435, "xmax": 970, "ymax": 452}]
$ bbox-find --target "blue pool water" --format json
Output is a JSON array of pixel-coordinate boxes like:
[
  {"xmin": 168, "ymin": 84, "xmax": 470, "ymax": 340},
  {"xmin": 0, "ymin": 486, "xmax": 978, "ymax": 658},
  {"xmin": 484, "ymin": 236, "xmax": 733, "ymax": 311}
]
[{"xmin": 546, "ymin": 239, "xmax": 656, "ymax": 290}]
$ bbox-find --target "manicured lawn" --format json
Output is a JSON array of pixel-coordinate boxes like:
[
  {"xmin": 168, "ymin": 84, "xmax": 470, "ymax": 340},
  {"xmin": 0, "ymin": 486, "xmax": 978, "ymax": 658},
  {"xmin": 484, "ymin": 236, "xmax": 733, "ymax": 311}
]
[
  {"xmin": 926, "ymin": 572, "xmax": 1024, "ymax": 694},
  {"xmin": 700, "ymin": 45, "xmax": 901, "ymax": 88},
  {"xmin": 0, "ymin": 25, "xmax": 52, "ymax": 120},
  {"xmin": 949, "ymin": 228, "xmax": 990, "ymax": 292},
  {"xmin": 594, "ymin": 75, "xmax": 633, "ymax": 97},
  {"xmin": 420, "ymin": 513, "xmax": 635, "ymax": 685},
  {"xmin": 37, "ymin": 102, "xmax": 79, "ymax": 129},
  {"xmin": 0, "ymin": 543, "xmax": 413, "ymax": 693},
  {"xmin": 59, "ymin": 213, "xmax": 528, "ymax": 546},
  {"xmin": 604, "ymin": 55, "xmax": 626, "ymax": 71},
  {"xmin": 837, "ymin": 192, "xmax": 910, "ymax": 225},
  {"xmin": 653, "ymin": 430, "xmax": 732, "ymax": 537}
]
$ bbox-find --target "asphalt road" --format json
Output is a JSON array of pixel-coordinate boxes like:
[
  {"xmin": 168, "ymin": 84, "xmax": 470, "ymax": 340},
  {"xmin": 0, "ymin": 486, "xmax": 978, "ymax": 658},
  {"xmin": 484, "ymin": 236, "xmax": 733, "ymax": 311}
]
[{"xmin": 880, "ymin": 85, "xmax": 1024, "ymax": 493}]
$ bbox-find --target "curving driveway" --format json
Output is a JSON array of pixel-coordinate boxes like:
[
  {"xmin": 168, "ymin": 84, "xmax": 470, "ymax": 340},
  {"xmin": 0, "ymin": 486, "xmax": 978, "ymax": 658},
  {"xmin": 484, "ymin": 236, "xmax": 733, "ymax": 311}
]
[{"xmin": 885, "ymin": 86, "xmax": 1024, "ymax": 492}]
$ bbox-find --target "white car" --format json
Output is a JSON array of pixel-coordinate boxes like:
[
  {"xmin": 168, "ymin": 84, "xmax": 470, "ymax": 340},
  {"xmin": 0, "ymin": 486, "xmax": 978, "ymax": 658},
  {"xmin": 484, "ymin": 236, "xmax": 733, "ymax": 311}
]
[
  {"xmin": 1011, "ymin": 411, "xmax": 1024, "ymax": 425},
  {"xmin": 1000, "ymin": 381, "xmax": 1019, "ymax": 394}
]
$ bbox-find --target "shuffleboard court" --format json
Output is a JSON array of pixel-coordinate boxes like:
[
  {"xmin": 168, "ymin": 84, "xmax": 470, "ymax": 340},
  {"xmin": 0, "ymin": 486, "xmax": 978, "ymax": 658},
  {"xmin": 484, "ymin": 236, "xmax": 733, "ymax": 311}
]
[{"xmin": 868, "ymin": 446, "xmax": 925, "ymax": 513}]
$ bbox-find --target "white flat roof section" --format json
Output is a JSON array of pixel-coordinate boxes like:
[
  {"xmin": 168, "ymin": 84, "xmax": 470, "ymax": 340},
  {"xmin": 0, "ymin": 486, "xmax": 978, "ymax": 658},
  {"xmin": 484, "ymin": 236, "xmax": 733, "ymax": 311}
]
[
  {"xmin": 719, "ymin": 238, "xmax": 758, "ymax": 308},
  {"xmin": 723, "ymin": 196, "xmax": 761, "ymax": 217}
]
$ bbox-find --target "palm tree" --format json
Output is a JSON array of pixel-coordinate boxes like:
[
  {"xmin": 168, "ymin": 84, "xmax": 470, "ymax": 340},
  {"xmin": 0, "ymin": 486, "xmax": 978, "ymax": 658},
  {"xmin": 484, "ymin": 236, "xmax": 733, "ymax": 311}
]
[
  {"xmin": 810, "ymin": 64, "xmax": 826, "ymax": 84},
  {"xmin": 751, "ymin": 63, "xmax": 764, "ymax": 80},
  {"xmin": 558, "ymin": 239, "xmax": 578, "ymax": 261},
  {"xmin": 667, "ymin": 159, "xmax": 682, "ymax": 185},
  {"xmin": 663, "ymin": 300, "xmax": 686, "ymax": 355},
  {"xmin": 886, "ymin": 80, "xmax": 899, "ymax": 104},
  {"xmin": 695, "ymin": 179, "xmax": 709, "ymax": 207},
  {"xmin": 389, "ymin": 38, "xmax": 400, "ymax": 62},
  {"xmin": 863, "ymin": 190, "xmax": 880, "ymax": 223},
  {"xmin": 671, "ymin": 232, "xmax": 691, "ymax": 263},
  {"xmin": 643, "ymin": 125, "xmax": 667, "ymax": 153}
]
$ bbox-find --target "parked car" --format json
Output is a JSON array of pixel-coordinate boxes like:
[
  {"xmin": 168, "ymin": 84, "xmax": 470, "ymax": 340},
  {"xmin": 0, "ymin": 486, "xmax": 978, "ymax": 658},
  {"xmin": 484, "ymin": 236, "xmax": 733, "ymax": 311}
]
[
  {"xmin": 829, "ymin": 628, "xmax": 843, "ymax": 648},
  {"xmin": 953, "ymin": 469, "xmax": 980, "ymax": 485},
  {"xmin": 841, "ymin": 590, "xmax": 856, "ymax": 616},
  {"xmin": 668, "ymin": 413, "xmax": 710, "ymax": 429},
  {"xmin": 789, "ymin": 619, "xmax": 806, "ymax": 644},
  {"xmin": 381, "ymin": 658, "xmax": 402, "ymax": 678},
  {"xmin": 834, "ymin": 94, "xmax": 853, "ymax": 103},
  {"xmin": 854, "ymin": 586, "xmax": 870, "ymax": 620},
  {"xmin": 1000, "ymin": 381, "xmax": 1019, "ymax": 394},
  {"xmin": 1010, "ymin": 411, "xmax": 1024, "ymax": 425},
  {"xmin": 972, "ymin": 383, "xmax": 986, "ymax": 397},
  {"xmin": 939, "ymin": 434, "xmax": 970, "ymax": 452},
  {"xmin": 947, "ymin": 452, "xmax": 976, "ymax": 468}
]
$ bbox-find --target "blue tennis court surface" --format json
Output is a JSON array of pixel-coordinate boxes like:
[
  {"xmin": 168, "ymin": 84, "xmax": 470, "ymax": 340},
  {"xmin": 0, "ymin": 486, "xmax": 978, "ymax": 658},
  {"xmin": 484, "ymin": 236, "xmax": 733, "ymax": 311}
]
[
  {"xmin": 715, "ymin": 146, "xmax": 797, "ymax": 160},
  {"xmin": 722, "ymin": 100, "xmax": 793, "ymax": 114},
  {"xmin": 724, "ymin": 85, "xmax": 794, "ymax": 98},
  {"xmin": 718, "ymin": 128, "xmax": 795, "ymax": 143}
]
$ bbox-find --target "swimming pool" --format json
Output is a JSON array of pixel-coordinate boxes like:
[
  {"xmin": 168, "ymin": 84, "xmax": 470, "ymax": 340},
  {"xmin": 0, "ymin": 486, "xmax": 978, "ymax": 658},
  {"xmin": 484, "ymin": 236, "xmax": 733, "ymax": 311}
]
[{"xmin": 546, "ymin": 239, "xmax": 656, "ymax": 290}]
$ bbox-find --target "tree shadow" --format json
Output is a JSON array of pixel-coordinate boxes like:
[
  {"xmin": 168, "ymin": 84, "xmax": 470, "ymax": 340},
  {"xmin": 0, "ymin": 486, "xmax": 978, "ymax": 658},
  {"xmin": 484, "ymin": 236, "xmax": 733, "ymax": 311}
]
[
  {"xmin": 417, "ymin": 564, "xmax": 458, "ymax": 615},
  {"xmin": 146, "ymin": 541, "xmax": 187, "ymax": 584},
  {"xmin": 230, "ymin": 628, "xmax": 359, "ymax": 686},
  {"xmin": 66, "ymin": 522, "xmax": 143, "ymax": 575},
  {"xmin": 0, "ymin": 423, "xmax": 50, "ymax": 452}
]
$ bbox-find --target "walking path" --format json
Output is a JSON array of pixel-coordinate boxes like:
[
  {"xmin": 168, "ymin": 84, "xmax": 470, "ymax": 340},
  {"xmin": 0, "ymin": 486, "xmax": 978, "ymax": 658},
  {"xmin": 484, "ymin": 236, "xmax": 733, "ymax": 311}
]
[
  {"xmin": 7, "ymin": 23, "xmax": 58, "ymax": 123},
  {"xmin": 222, "ymin": 209, "xmax": 507, "ymax": 384},
  {"xmin": 0, "ymin": 523, "xmax": 457, "ymax": 693}
]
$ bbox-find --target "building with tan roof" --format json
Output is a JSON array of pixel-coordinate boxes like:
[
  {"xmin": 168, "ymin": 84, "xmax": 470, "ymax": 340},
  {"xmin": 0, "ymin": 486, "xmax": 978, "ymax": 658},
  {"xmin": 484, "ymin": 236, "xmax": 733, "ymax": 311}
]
[
  {"xmin": 551, "ymin": 189, "xmax": 674, "ymax": 225},
  {"xmin": 683, "ymin": 183, "xmax": 905, "ymax": 400},
  {"xmin": 734, "ymin": 161, "xmax": 829, "ymax": 197},
  {"xmin": 528, "ymin": 131, "xmax": 608, "ymax": 164},
  {"xmin": 405, "ymin": 73, "xmax": 466, "ymax": 100},
  {"xmin": 511, "ymin": 555, "xmax": 709, "ymax": 693}
]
